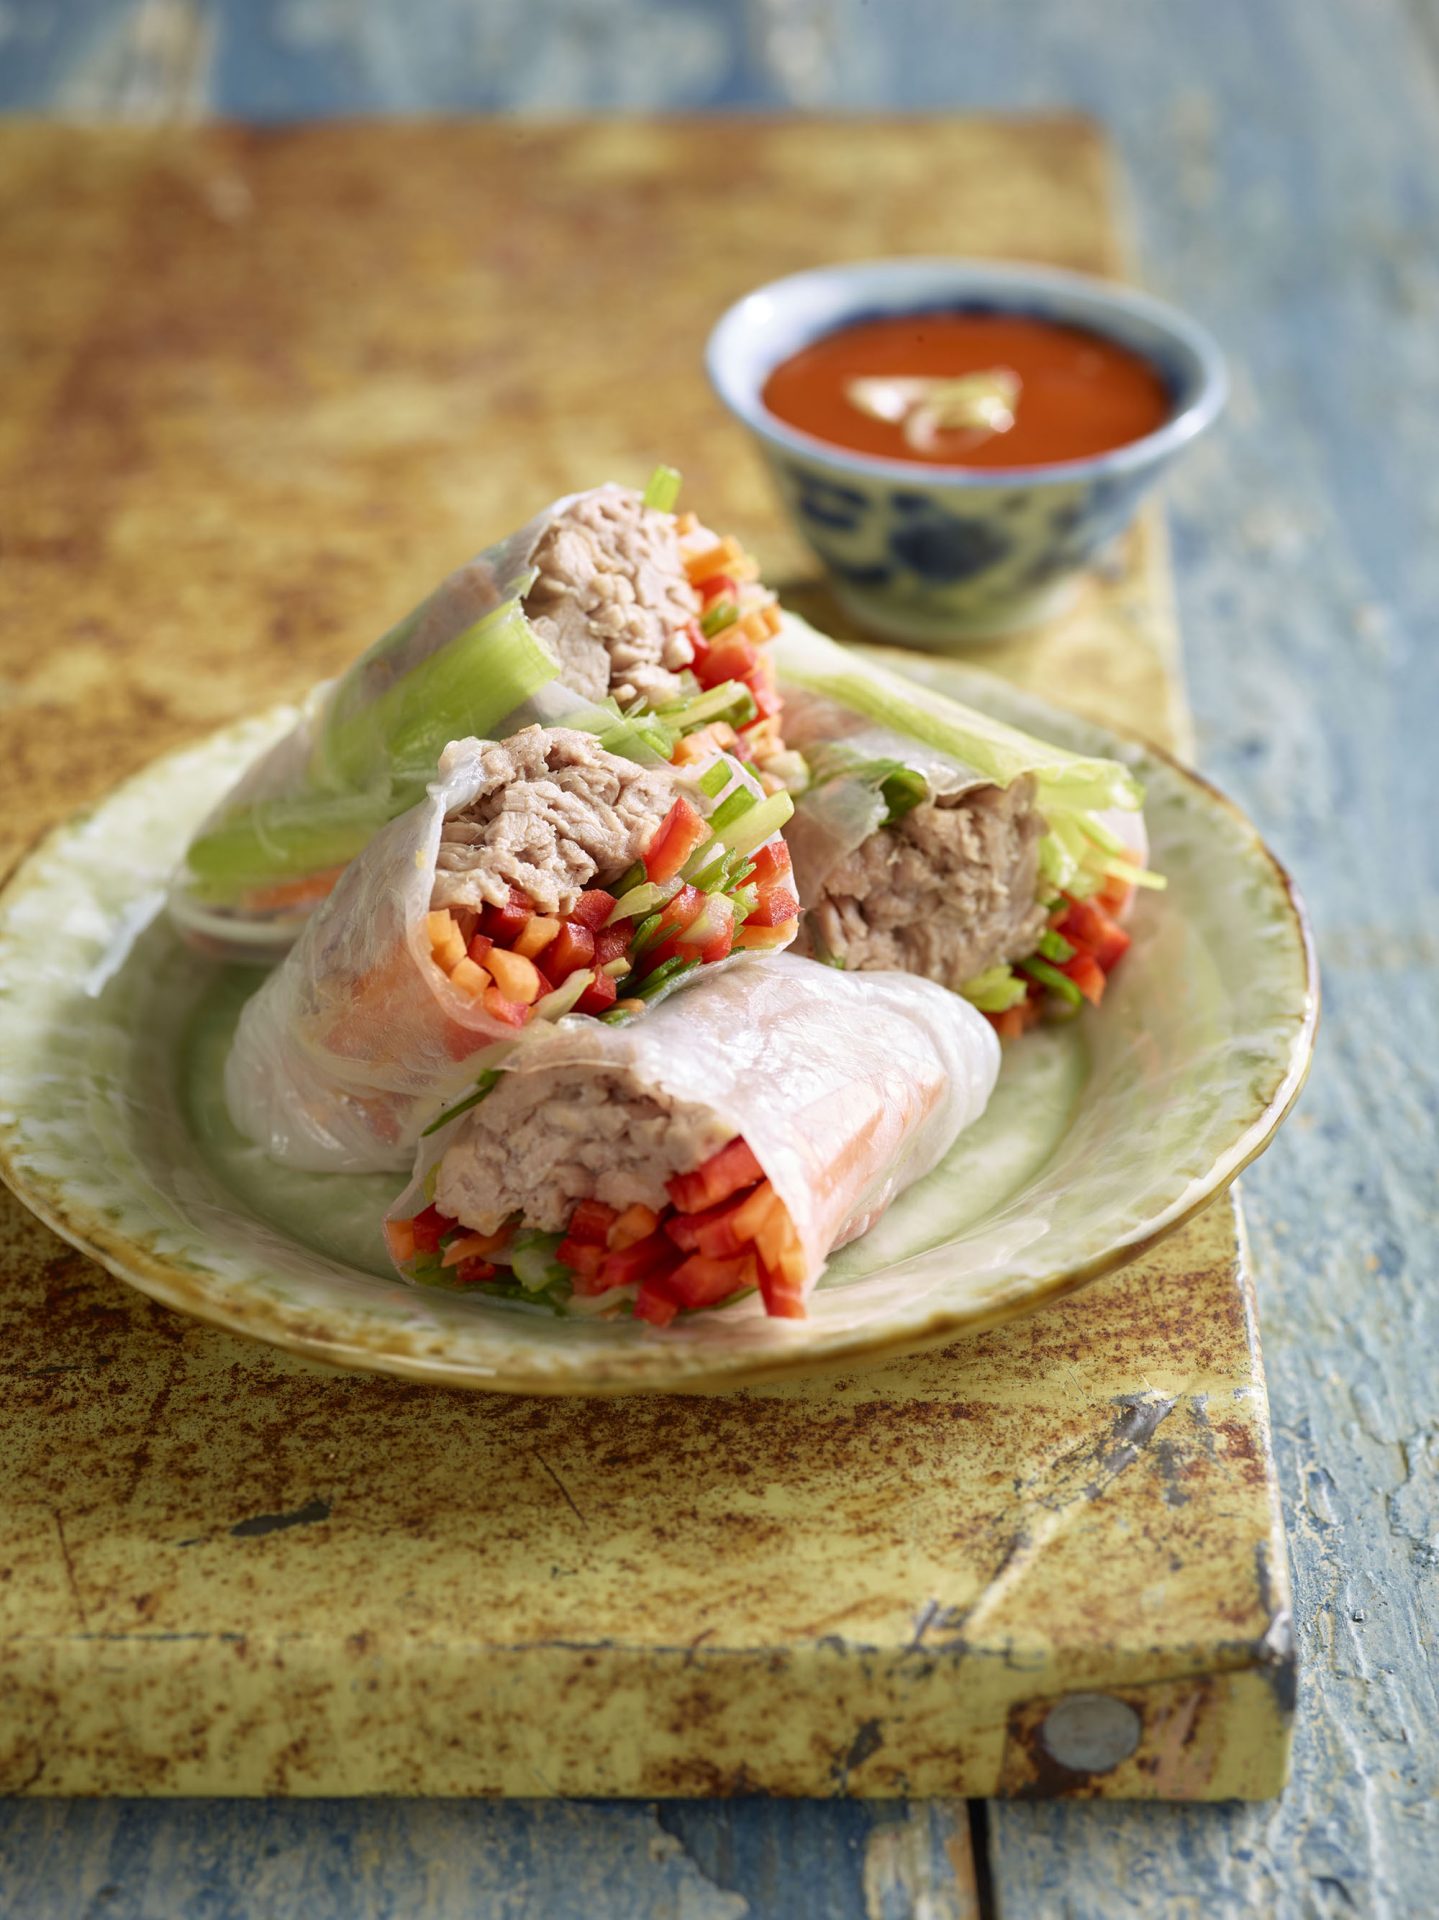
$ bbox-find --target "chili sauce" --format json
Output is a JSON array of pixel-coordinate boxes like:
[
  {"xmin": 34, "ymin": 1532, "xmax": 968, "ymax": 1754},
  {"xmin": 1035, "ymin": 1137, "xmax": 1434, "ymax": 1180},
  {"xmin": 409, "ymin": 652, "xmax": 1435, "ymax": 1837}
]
[{"xmin": 761, "ymin": 312, "xmax": 1171, "ymax": 469}]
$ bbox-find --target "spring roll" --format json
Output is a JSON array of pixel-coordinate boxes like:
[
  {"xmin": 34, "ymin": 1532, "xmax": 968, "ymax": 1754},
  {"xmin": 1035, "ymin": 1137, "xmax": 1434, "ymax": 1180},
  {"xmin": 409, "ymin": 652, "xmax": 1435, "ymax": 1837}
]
[
  {"xmin": 225, "ymin": 727, "xmax": 799, "ymax": 1174},
  {"xmin": 386, "ymin": 953, "xmax": 1000, "ymax": 1325},
  {"xmin": 173, "ymin": 473, "xmax": 786, "ymax": 959},
  {"xmin": 768, "ymin": 615, "xmax": 1157, "ymax": 1036}
]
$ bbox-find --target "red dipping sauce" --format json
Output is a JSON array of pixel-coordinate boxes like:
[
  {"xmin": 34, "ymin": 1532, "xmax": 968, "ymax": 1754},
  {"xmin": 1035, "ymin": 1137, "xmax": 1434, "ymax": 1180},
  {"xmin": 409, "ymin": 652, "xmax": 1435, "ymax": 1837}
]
[{"xmin": 761, "ymin": 313, "xmax": 1171, "ymax": 469}]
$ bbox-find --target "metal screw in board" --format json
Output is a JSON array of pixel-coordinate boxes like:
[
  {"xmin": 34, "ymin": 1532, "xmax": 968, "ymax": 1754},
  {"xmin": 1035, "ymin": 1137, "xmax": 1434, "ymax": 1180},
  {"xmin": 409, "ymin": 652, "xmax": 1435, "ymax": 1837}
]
[{"xmin": 1040, "ymin": 1693, "xmax": 1143, "ymax": 1773}]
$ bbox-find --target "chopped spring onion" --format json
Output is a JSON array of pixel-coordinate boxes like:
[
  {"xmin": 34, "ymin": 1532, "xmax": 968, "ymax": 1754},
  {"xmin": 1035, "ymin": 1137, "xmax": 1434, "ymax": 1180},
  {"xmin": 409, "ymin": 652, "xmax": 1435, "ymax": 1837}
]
[
  {"xmin": 729, "ymin": 883, "xmax": 759, "ymax": 926},
  {"xmin": 1037, "ymin": 929, "xmax": 1076, "ymax": 964},
  {"xmin": 681, "ymin": 788, "xmax": 792, "ymax": 883},
  {"xmin": 642, "ymin": 465, "xmax": 682, "ymax": 512},
  {"xmin": 660, "ymin": 680, "xmax": 758, "ymax": 733},
  {"xmin": 420, "ymin": 1067, "xmax": 503, "ymax": 1139},
  {"xmin": 606, "ymin": 876, "xmax": 681, "ymax": 925},
  {"xmin": 697, "ymin": 758, "xmax": 733, "ymax": 799},
  {"xmin": 1078, "ymin": 812, "xmax": 1128, "ymax": 856},
  {"xmin": 1103, "ymin": 856, "xmax": 1168, "ymax": 891},
  {"xmin": 703, "ymin": 785, "xmax": 758, "ymax": 838},
  {"xmin": 611, "ymin": 859, "xmax": 646, "ymax": 899},
  {"xmin": 509, "ymin": 1230, "xmax": 571, "ymax": 1292},
  {"xmin": 633, "ymin": 955, "xmax": 702, "ymax": 1001},
  {"xmin": 701, "ymin": 600, "xmax": 740, "ymax": 637},
  {"xmin": 533, "ymin": 967, "xmax": 596, "ymax": 1022},
  {"xmin": 596, "ymin": 712, "xmax": 677, "ymax": 765},
  {"xmin": 711, "ymin": 788, "xmax": 794, "ymax": 861},
  {"xmin": 628, "ymin": 911, "xmax": 666, "ymax": 958},
  {"xmin": 601, "ymin": 956, "xmax": 632, "ymax": 979},
  {"xmin": 960, "ymin": 965, "xmax": 1029, "ymax": 1013},
  {"xmin": 1019, "ymin": 955, "xmax": 1084, "ymax": 1007}
]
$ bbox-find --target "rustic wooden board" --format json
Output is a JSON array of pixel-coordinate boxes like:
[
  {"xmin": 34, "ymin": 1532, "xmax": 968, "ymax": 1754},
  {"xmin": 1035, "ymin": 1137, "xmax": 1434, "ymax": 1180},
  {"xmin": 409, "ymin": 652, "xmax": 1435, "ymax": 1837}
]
[{"xmin": 0, "ymin": 102, "xmax": 1283, "ymax": 1850}]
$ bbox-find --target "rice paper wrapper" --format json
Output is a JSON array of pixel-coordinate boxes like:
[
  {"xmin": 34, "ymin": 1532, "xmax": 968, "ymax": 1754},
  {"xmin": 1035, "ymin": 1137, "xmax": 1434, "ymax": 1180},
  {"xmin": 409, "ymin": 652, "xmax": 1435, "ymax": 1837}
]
[
  {"xmin": 398, "ymin": 952, "xmax": 1001, "ymax": 1305},
  {"xmin": 173, "ymin": 487, "xmax": 630, "ymax": 965},
  {"xmin": 773, "ymin": 614, "xmax": 1147, "ymax": 914},
  {"xmin": 223, "ymin": 733, "xmax": 777, "ymax": 1175}
]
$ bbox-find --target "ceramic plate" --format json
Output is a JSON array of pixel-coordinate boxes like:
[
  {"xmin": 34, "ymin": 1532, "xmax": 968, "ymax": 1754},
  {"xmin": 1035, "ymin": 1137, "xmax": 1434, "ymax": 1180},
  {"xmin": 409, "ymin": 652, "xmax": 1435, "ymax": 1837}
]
[{"xmin": 0, "ymin": 660, "xmax": 1317, "ymax": 1393}]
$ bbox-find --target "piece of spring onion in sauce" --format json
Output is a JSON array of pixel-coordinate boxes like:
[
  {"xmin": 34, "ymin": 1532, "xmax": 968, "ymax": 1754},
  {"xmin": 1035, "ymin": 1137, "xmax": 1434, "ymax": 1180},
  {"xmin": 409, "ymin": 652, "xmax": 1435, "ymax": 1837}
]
[{"xmin": 844, "ymin": 369, "xmax": 1022, "ymax": 456}]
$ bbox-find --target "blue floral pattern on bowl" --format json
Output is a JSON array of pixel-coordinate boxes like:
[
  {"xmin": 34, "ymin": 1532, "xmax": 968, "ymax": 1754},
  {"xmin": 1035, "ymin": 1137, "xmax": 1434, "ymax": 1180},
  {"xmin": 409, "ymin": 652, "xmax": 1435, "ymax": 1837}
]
[{"xmin": 708, "ymin": 260, "xmax": 1226, "ymax": 644}]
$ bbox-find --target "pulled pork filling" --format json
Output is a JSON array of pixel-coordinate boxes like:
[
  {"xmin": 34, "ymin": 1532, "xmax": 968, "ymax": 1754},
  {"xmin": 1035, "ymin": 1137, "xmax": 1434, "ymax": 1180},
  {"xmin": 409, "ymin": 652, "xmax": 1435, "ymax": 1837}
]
[
  {"xmin": 433, "ymin": 1066, "xmax": 732, "ymax": 1234},
  {"xmin": 430, "ymin": 727, "xmax": 680, "ymax": 918},
  {"xmin": 807, "ymin": 775, "xmax": 1049, "ymax": 987},
  {"xmin": 523, "ymin": 486, "xmax": 699, "ymax": 708}
]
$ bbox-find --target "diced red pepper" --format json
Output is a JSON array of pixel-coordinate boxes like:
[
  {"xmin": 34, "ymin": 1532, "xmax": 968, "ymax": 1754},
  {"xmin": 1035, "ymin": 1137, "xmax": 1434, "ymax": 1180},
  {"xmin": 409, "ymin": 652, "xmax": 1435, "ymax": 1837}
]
[
  {"xmin": 557, "ymin": 1236, "xmax": 607, "ymax": 1279},
  {"xmin": 756, "ymin": 1259, "xmax": 806, "ymax": 1320},
  {"xmin": 674, "ymin": 891, "xmax": 735, "ymax": 964},
  {"xmin": 644, "ymin": 797, "xmax": 711, "ymax": 883},
  {"xmin": 744, "ymin": 885, "xmax": 799, "ymax": 929},
  {"xmin": 568, "ymin": 1198, "xmax": 619, "ymax": 1243},
  {"xmin": 633, "ymin": 1280, "xmax": 680, "ymax": 1328},
  {"xmin": 481, "ymin": 888, "xmax": 533, "ymax": 946},
  {"xmin": 747, "ymin": 842, "xmax": 792, "ymax": 891},
  {"xmin": 667, "ymin": 1138, "xmax": 765, "ymax": 1214},
  {"xmin": 696, "ymin": 635, "xmax": 758, "ymax": 690},
  {"xmin": 483, "ymin": 985, "xmax": 531, "ymax": 1028},
  {"xmin": 747, "ymin": 674, "xmax": 783, "ymax": 722},
  {"xmin": 593, "ymin": 923, "xmax": 632, "ymax": 966},
  {"xmin": 734, "ymin": 917, "xmax": 798, "ymax": 951},
  {"xmin": 694, "ymin": 572, "xmax": 738, "ymax": 606},
  {"xmin": 598, "ymin": 1230, "xmax": 678, "ymax": 1288},
  {"xmin": 569, "ymin": 890, "xmax": 617, "ymax": 932},
  {"xmin": 1061, "ymin": 950, "xmax": 1108, "ymax": 1006},
  {"xmin": 664, "ymin": 1188, "xmax": 761, "ymax": 1258},
  {"xmin": 410, "ymin": 1203, "xmax": 454, "ymax": 1255},
  {"xmin": 574, "ymin": 971, "xmax": 618, "ymax": 1016},
  {"xmin": 665, "ymin": 1252, "xmax": 750, "ymax": 1309},
  {"xmin": 658, "ymin": 884, "xmax": 705, "ymax": 934},
  {"xmin": 547, "ymin": 922, "xmax": 595, "ymax": 979},
  {"xmin": 466, "ymin": 932, "xmax": 494, "ymax": 967},
  {"xmin": 454, "ymin": 1256, "xmax": 498, "ymax": 1286},
  {"xmin": 1056, "ymin": 897, "xmax": 1132, "ymax": 973}
]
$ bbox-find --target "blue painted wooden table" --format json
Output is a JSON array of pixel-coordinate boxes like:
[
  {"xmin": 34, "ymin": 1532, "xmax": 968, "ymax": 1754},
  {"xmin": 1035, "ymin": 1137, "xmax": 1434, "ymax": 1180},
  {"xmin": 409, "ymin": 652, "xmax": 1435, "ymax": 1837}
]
[{"xmin": 1, "ymin": 2, "xmax": 1436, "ymax": 1915}]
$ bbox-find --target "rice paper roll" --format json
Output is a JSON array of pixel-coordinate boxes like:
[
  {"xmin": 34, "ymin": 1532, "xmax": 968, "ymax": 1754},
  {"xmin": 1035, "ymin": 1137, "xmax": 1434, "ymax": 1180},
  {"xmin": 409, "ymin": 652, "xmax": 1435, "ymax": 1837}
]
[
  {"xmin": 225, "ymin": 727, "xmax": 799, "ymax": 1174},
  {"xmin": 387, "ymin": 952, "xmax": 1000, "ymax": 1325},
  {"xmin": 174, "ymin": 476, "xmax": 785, "ymax": 961},
  {"xmin": 769, "ymin": 614, "xmax": 1155, "ymax": 1030}
]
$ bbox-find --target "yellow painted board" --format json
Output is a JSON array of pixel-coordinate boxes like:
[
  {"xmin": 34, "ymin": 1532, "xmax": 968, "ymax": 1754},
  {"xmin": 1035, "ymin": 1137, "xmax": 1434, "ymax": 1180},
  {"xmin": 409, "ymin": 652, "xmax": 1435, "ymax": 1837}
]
[{"xmin": 0, "ymin": 119, "xmax": 1291, "ymax": 1798}]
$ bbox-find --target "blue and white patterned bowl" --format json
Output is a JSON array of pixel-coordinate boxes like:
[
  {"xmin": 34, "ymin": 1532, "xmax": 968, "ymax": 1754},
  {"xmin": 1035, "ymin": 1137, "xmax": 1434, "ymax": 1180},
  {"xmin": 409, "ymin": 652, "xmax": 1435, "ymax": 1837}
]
[{"xmin": 707, "ymin": 259, "xmax": 1227, "ymax": 644}]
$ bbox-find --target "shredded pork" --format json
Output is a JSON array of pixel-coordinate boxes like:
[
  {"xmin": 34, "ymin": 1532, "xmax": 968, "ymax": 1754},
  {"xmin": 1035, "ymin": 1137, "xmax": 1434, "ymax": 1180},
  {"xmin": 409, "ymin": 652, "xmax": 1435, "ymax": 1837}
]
[
  {"xmin": 434, "ymin": 1066, "xmax": 731, "ymax": 1233},
  {"xmin": 806, "ymin": 776, "xmax": 1049, "ymax": 986},
  {"xmin": 430, "ymin": 726, "xmax": 681, "ymax": 917},
  {"xmin": 523, "ymin": 486, "xmax": 699, "ymax": 708}
]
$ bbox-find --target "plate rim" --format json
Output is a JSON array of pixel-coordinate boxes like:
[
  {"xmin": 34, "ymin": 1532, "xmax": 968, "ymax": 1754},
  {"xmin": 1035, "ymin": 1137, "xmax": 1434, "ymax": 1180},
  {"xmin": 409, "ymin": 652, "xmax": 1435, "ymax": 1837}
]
[{"xmin": 0, "ymin": 683, "xmax": 1319, "ymax": 1394}]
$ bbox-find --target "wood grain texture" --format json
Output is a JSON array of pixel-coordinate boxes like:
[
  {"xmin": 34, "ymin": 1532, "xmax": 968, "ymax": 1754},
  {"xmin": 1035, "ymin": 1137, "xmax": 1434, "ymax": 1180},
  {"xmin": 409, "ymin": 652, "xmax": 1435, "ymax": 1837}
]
[{"xmin": 0, "ymin": 1, "xmax": 1434, "ymax": 1917}]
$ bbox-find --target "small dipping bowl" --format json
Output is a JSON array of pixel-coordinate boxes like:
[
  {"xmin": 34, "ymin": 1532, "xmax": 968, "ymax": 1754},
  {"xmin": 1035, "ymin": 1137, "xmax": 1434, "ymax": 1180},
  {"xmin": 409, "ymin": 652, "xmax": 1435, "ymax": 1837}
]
[{"xmin": 707, "ymin": 258, "xmax": 1227, "ymax": 644}]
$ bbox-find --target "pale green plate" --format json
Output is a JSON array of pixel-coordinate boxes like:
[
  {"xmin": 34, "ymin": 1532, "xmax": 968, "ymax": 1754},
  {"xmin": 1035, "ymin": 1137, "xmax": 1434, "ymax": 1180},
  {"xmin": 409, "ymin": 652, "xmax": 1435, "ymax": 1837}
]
[{"xmin": 0, "ymin": 663, "xmax": 1317, "ymax": 1393}]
